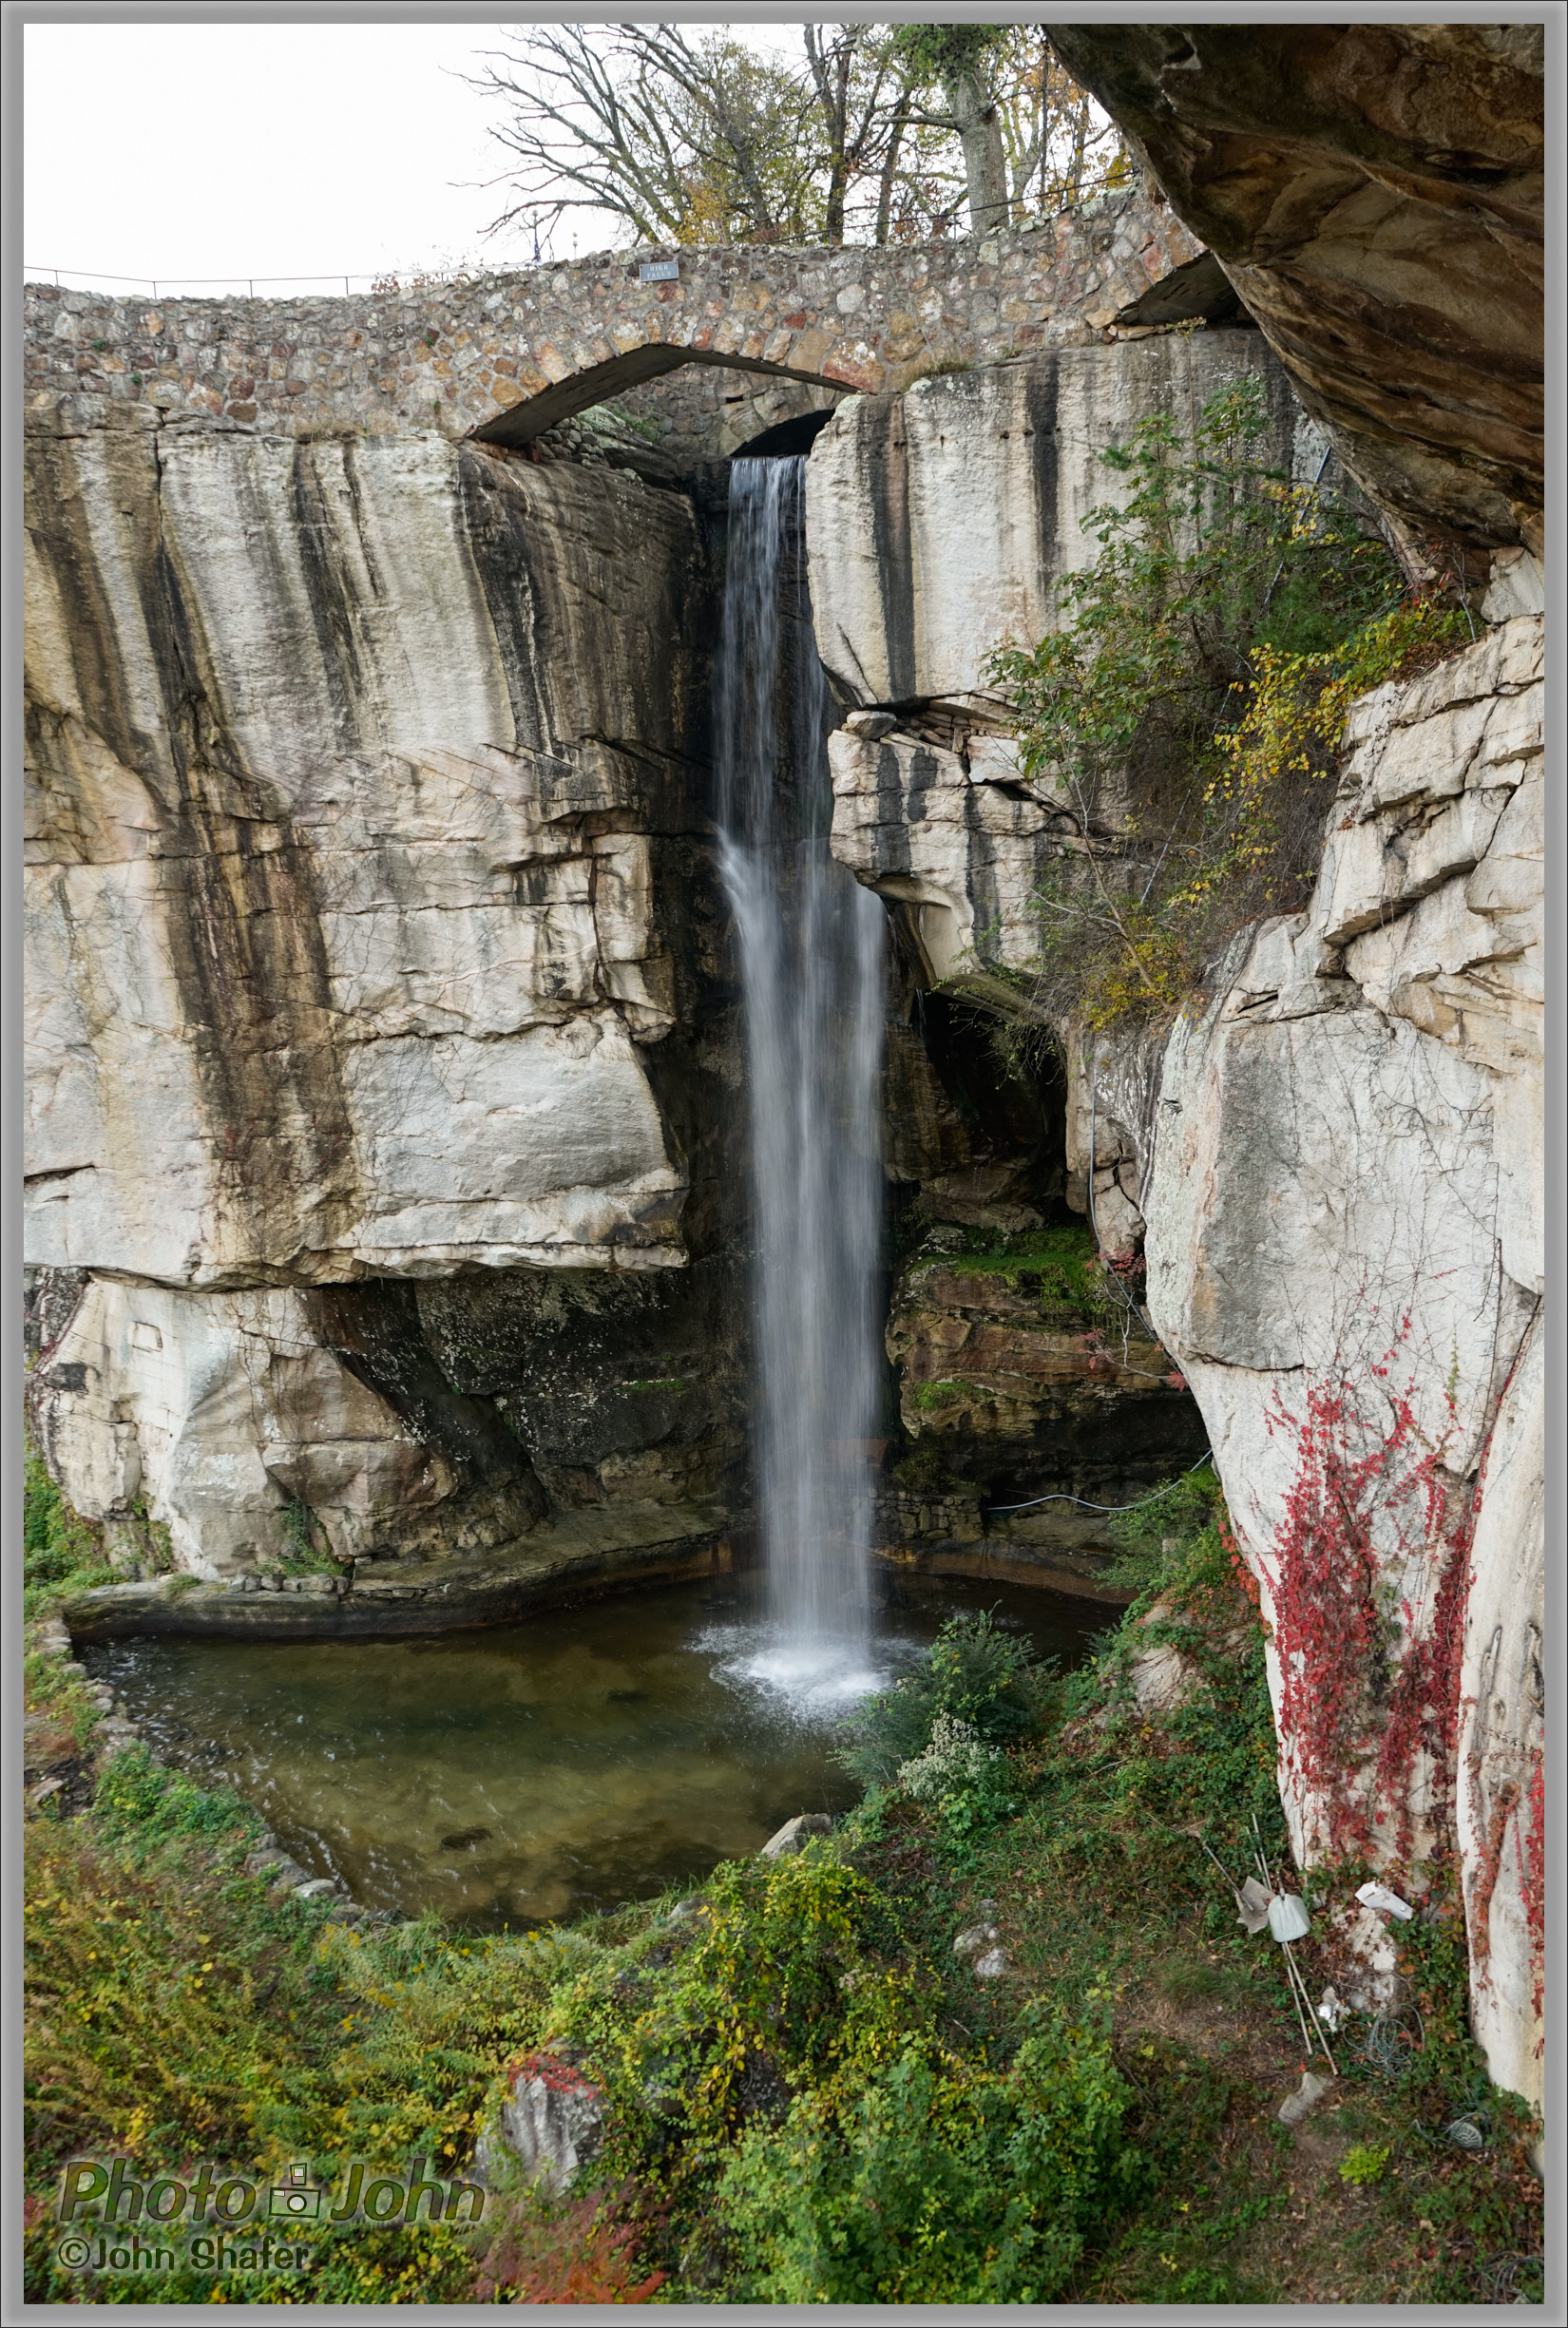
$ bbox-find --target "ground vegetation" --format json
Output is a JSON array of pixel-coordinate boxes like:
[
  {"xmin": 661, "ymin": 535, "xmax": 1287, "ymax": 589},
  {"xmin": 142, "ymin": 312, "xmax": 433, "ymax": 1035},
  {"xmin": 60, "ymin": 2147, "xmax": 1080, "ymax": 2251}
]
[{"xmin": 22, "ymin": 1458, "xmax": 1541, "ymax": 2304}]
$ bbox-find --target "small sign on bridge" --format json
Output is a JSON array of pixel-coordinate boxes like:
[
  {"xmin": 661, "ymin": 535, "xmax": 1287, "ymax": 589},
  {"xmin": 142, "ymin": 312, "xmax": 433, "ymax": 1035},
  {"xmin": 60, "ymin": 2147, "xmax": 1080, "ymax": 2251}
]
[{"xmin": 640, "ymin": 259, "xmax": 679, "ymax": 283}]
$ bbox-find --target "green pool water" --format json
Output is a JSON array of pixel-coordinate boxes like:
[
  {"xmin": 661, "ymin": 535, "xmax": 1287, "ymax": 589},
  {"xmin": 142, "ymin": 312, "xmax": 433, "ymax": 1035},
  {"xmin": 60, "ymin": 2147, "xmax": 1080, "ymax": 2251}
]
[{"xmin": 93, "ymin": 1574, "xmax": 1105, "ymax": 1928}]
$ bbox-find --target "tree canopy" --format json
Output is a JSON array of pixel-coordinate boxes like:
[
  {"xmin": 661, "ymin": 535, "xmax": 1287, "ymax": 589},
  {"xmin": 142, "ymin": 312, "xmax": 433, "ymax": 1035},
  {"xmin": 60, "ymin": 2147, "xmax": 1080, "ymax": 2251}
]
[{"xmin": 468, "ymin": 25, "xmax": 1128, "ymax": 253}]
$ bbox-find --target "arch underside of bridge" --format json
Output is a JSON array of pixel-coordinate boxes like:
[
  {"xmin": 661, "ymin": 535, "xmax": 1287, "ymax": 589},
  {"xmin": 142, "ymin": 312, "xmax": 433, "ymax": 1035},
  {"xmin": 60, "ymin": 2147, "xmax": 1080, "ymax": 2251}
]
[{"xmin": 472, "ymin": 344, "xmax": 842, "ymax": 450}]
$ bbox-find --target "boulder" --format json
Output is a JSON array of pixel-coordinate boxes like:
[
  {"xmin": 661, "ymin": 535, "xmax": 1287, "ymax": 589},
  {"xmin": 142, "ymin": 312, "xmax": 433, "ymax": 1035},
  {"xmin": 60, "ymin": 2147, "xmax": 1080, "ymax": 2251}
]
[
  {"xmin": 759, "ymin": 1813, "xmax": 833, "ymax": 1860},
  {"xmin": 498, "ymin": 2052, "xmax": 605, "ymax": 2197}
]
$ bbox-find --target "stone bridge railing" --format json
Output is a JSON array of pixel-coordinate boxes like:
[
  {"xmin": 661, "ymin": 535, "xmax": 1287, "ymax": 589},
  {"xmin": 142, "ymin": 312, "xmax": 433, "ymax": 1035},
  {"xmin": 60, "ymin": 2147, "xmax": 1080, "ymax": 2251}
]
[{"xmin": 24, "ymin": 190, "xmax": 1204, "ymax": 467}]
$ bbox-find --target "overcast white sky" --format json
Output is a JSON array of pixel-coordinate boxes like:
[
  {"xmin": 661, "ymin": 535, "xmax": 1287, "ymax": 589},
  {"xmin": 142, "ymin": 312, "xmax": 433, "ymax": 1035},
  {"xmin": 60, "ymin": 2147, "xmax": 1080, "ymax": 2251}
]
[{"xmin": 25, "ymin": 21, "xmax": 797, "ymax": 291}]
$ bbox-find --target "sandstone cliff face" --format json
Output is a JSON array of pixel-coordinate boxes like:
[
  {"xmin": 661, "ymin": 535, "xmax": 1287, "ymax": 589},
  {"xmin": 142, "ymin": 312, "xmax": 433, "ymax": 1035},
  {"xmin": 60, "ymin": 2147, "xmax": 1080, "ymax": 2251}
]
[
  {"xmin": 26, "ymin": 398, "xmax": 746, "ymax": 1575},
  {"xmin": 1145, "ymin": 617, "xmax": 1543, "ymax": 2105},
  {"xmin": 806, "ymin": 340, "xmax": 1544, "ymax": 2106},
  {"xmin": 809, "ymin": 329, "xmax": 1302, "ymax": 715},
  {"xmin": 809, "ymin": 334, "xmax": 1310, "ymax": 993},
  {"xmin": 25, "ymin": 403, "xmax": 704, "ymax": 1284}
]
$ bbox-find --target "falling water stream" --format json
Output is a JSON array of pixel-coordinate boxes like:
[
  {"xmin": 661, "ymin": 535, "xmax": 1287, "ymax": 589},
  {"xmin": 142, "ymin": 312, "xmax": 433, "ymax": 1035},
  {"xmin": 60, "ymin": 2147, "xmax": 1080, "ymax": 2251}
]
[
  {"xmin": 715, "ymin": 456, "xmax": 888, "ymax": 1700},
  {"xmin": 88, "ymin": 451, "xmax": 1109, "ymax": 1927}
]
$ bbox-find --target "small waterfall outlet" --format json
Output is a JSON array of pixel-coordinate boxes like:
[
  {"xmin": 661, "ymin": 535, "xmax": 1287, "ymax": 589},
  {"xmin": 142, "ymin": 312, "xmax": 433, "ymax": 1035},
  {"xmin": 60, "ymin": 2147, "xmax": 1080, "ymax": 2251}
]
[{"xmin": 716, "ymin": 455, "xmax": 888, "ymax": 1699}]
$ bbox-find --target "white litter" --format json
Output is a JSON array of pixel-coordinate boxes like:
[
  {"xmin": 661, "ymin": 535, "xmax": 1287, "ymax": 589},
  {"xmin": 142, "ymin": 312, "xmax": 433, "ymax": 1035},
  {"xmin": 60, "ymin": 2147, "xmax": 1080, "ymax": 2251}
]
[
  {"xmin": 1235, "ymin": 1876, "xmax": 1272, "ymax": 1934},
  {"xmin": 1317, "ymin": 1985, "xmax": 1347, "ymax": 2032},
  {"xmin": 1277, "ymin": 2070, "xmax": 1332, "ymax": 2128},
  {"xmin": 1267, "ymin": 1892, "xmax": 1311, "ymax": 1943},
  {"xmin": 1355, "ymin": 1881, "xmax": 1414, "ymax": 1921}
]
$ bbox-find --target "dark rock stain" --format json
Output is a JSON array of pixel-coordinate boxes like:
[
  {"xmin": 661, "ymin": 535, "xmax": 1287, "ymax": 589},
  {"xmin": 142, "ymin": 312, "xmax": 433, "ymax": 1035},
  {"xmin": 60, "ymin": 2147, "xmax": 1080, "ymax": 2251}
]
[{"xmin": 26, "ymin": 414, "xmax": 360, "ymax": 1277}]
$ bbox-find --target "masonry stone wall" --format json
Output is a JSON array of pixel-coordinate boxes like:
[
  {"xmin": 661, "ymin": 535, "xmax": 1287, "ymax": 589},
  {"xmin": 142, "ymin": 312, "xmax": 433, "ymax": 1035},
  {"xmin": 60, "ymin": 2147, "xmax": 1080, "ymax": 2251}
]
[{"xmin": 24, "ymin": 190, "xmax": 1202, "ymax": 468}]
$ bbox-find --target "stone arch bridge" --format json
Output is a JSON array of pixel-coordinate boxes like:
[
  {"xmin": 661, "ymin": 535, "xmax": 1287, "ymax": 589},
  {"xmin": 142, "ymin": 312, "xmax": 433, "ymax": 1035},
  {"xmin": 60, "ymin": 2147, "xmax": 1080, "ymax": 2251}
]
[{"xmin": 24, "ymin": 189, "xmax": 1213, "ymax": 468}]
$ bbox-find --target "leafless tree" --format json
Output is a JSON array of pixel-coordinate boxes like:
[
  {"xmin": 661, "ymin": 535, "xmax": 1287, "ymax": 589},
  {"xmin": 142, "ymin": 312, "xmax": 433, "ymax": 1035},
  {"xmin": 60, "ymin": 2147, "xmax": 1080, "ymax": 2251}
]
[
  {"xmin": 801, "ymin": 25, "xmax": 906, "ymax": 246},
  {"xmin": 468, "ymin": 25, "xmax": 819, "ymax": 248},
  {"xmin": 468, "ymin": 23, "xmax": 1128, "ymax": 255}
]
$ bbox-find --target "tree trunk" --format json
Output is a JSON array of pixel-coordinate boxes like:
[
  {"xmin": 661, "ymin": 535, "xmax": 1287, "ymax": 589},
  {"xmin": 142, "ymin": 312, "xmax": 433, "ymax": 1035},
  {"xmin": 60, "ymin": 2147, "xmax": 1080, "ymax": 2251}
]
[
  {"xmin": 945, "ymin": 67, "xmax": 1008, "ymax": 235},
  {"xmin": 875, "ymin": 97, "xmax": 909, "ymax": 245},
  {"xmin": 1067, "ymin": 94, "xmax": 1090, "ymax": 205}
]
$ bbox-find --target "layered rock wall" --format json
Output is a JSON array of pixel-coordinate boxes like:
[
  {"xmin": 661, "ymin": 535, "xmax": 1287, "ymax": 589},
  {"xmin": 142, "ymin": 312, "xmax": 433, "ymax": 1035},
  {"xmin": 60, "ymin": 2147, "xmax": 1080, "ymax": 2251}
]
[
  {"xmin": 25, "ymin": 395, "xmax": 746, "ymax": 1579},
  {"xmin": 25, "ymin": 405, "xmax": 704, "ymax": 1284},
  {"xmin": 1035, "ymin": 18, "xmax": 1546, "ymax": 2115},
  {"xmin": 1144, "ymin": 617, "xmax": 1543, "ymax": 2105},
  {"xmin": 806, "ymin": 343, "xmax": 1545, "ymax": 2106},
  {"xmin": 811, "ymin": 331, "xmax": 1310, "ymax": 999},
  {"xmin": 1049, "ymin": 24, "xmax": 1544, "ymax": 563}
]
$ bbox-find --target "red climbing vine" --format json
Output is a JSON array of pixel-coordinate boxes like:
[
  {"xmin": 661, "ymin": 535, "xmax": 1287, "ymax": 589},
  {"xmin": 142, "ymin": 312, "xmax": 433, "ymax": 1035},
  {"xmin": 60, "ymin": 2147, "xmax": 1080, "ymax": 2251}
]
[
  {"xmin": 1263, "ymin": 1318, "xmax": 1474, "ymax": 1860},
  {"xmin": 1521, "ymin": 1748, "xmax": 1545, "ymax": 2029},
  {"xmin": 1467, "ymin": 1779, "xmax": 1520, "ymax": 1986}
]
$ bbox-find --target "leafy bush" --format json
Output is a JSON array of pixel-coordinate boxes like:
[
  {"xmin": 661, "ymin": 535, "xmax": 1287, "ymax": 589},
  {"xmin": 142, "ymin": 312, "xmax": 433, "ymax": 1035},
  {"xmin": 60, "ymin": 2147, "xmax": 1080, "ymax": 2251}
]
[
  {"xmin": 1100, "ymin": 1460, "xmax": 1225, "ymax": 1597},
  {"xmin": 542, "ymin": 1846, "xmax": 927, "ymax": 2169},
  {"xmin": 897, "ymin": 1712, "xmax": 1017, "ymax": 1836},
  {"xmin": 23, "ymin": 1434, "xmax": 116, "ymax": 1617},
  {"xmin": 716, "ymin": 2018, "xmax": 1132, "ymax": 2301},
  {"xmin": 1339, "ymin": 2143, "xmax": 1390, "ymax": 2186},
  {"xmin": 985, "ymin": 370, "xmax": 1468, "ymax": 1030},
  {"xmin": 836, "ymin": 1608, "xmax": 1053, "ymax": 1788}
]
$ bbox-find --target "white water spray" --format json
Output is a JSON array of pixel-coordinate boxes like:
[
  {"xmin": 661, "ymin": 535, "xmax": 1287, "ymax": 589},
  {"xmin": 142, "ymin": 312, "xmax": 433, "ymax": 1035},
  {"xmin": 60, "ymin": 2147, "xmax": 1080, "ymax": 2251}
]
[{"xmin": 715, "ymin": 456, "xmax": 887, "ymax": 1693}]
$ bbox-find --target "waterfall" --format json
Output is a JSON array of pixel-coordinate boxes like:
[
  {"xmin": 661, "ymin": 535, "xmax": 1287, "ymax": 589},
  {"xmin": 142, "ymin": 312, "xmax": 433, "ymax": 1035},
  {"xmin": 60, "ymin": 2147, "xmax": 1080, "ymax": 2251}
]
[{"xmin": 715, "ymin": 456, "xmax": 887, "ymax": 1684}]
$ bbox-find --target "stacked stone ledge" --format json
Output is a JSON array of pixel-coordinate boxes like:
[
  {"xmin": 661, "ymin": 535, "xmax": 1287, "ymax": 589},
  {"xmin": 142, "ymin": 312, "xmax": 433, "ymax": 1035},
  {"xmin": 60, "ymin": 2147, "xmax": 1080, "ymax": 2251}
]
[
  {"xmin": 874, "ymin": 1485, "xmax": 986, "ymax": 1550},
  {"xmin": 23, "ymin": 190, "xmax": 1201, "ymax": 462}
]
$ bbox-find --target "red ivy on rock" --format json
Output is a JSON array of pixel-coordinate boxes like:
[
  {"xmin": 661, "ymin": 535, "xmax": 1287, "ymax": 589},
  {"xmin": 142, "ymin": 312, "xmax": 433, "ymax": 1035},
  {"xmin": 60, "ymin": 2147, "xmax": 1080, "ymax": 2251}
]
[
  {"xmin": 1521, "ymin": 1748, "xmax": 1545, "ymax": 2028},
  {"xmin": 1263, "ymin": 1322, "xmax": 1474, "ymax": 1860},
  {"xmin": 472, "ymin": 2190, "xmax": 665, "ymax": 2305}
]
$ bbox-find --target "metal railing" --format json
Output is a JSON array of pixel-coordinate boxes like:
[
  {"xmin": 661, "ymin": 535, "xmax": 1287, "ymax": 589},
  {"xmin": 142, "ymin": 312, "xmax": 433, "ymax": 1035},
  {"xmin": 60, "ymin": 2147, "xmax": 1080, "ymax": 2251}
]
[{"xmin": 24, "ymin": 265, "xmax": 511, "ymax": 299}]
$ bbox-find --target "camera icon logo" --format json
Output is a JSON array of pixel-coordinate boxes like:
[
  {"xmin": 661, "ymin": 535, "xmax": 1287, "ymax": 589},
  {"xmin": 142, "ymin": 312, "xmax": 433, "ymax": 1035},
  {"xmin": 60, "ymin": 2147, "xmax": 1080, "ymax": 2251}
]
[{"xmin": 268, "ymin": 2164, "xmax": 323, "ymax": 2221}]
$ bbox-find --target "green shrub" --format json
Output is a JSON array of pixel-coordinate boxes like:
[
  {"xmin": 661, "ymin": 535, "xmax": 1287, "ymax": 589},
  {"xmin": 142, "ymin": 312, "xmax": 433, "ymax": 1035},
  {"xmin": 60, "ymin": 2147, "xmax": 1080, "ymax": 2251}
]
[
  {"xmin": 895, "ymin": 1712, "xmax": 1018, "ymax": 1839},
  {"xmin": 836, "ymin": 1608, "xmax": 1053, "ymax": 1789},
  {"xmin": 1339, "ymin": 2143, "xmax": 1390, "ymax": 2186},
  {"xmin": 1100, "ymin": 1460, "xmax": 1225, "ymax": 1596},
  {"xmin": 717, "ymin": 2017, "xmax": 1132, "ymax": 2301},
  {"xmin": 985, "ymin": 371, "xmax": 1468, "ymax": 1030},
  {"xmin": 23, "ymin": 1435, "xmax": 116, "ymax": 1617}
]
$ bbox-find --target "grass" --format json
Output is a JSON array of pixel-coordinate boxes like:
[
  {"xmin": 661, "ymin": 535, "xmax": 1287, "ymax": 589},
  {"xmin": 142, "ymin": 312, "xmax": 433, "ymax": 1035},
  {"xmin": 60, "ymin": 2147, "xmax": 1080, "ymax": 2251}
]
[
  {"xmin": 21, "ymin": 1457, "xmax": 1542, "ymax": 2304},
  {"xmin": 22, "ymin": 1431, "xmax": 117, "ymax": 1620},
  {"xmin": 912, "ymin": 1376, "xmax": 986, "ymax": 1412},
  {"xmin": 905, "ymin": 1219, "xmax": 1134, "ymax": 1333}
]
